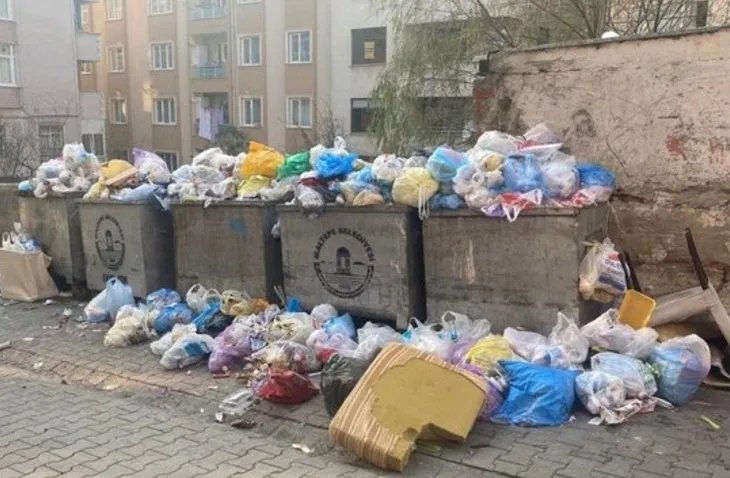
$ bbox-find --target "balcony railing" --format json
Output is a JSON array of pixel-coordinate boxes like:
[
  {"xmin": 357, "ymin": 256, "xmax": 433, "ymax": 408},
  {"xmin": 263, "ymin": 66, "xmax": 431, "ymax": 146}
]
[
  {"xmin": 190, "ymin": 5, "xmax": 226, "ymax": 20},
  {"xmin": 192, "ymin": 64, "xmax": 227, "ymax": 79}
]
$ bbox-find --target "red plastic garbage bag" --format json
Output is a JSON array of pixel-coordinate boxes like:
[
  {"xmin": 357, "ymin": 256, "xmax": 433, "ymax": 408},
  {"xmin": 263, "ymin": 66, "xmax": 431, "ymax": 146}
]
[{"xmin": 252, "ymin": 368, "xmax": 318, "ymax": 405}]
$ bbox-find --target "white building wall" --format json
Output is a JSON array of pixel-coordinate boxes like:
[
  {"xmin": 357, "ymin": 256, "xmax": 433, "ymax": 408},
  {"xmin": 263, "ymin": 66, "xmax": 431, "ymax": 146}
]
[{"xmin": 328, "ymin": 0, "xmax": 391, "ymax": 156}]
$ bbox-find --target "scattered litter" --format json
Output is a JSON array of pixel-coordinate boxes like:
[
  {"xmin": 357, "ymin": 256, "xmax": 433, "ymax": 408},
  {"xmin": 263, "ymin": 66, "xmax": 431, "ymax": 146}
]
[
  {"xmin": 416, "ymin": 441, "xmax": 442, "ymax": 454},
  {"xmin": 32, "ymin": 361, "xmax": 43, "ymax": 370},
  {"xmin": 42, "ymin": 325, "xmax": 60, "ymax": 330},
  {"xmin": 231, "ymin": 417, "xmax": 256, "ymax": 430},
  {"xmin": 59, "ymin": 291, "xmax": 73, "ymax": 298},
  {"xmin": 102, "ymin": 384, "xmax": 120, "ymax": 391},
  {"xmin": 207, "ymin": 385, "xmax": 218, "ymax": 391},
  {"xmin": 22, "ymin": 337, "xmax": 34, "ymax": 342},
  {"xmin": 0, "ymin": 341, "xmax": 11, "ymax": 351},
  {"xmin": 292, "ymin": 443, "xmax": 313, "ymax": 455},
  {"xmin": 215, "ymin": 412, "xmax": 224, "ymax": 423},
  {"xmin": 62, "ymin": 308, "xmax": 73, "ymax": 318},
  {"xmin": 44, "ymin": 299, "xmax": 55, "ymax": 305},
  {"xmin": 700, "ymin": 415, "xmax": 721, "ymax": 430},
  {"xmin": 200, "ymin": 408, "xmax": 205, "ymax": 414}
]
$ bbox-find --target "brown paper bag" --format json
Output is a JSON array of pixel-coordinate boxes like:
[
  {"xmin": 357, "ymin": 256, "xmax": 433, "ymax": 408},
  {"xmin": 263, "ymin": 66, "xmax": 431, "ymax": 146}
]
[{"xmin": 0, "ymin": 249, "xmax": 59, "ymax": 301}]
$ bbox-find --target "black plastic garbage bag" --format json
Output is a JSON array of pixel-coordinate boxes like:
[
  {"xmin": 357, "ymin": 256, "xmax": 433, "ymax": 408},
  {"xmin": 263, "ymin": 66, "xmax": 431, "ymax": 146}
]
[{"xmin": 321, "ymin": 354, "xmax": 370, "ymax": 417}]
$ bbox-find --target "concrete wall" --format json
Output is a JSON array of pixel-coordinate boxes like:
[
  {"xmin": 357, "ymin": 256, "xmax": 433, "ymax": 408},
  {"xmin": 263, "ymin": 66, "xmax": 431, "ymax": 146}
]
[{"xmin": 474, "ymin": 27, "xmax": 730, "ymax": 303}]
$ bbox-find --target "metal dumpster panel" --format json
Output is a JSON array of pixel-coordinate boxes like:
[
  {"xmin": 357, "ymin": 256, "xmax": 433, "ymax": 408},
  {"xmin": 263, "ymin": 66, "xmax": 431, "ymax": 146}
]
[
  {"xmin": 171, "ymin": 201, "xmax": 282, "ymax": 302},
  {"xmin": 19, "ymin": 194, "xmax": 85, "ymax": 289},
  {"xmin": 278, "ymin": 205, "xmax": 425, "ymax": 330},
  {"xmin": 423, "ymin": 205, "xmax": 609, "ymax": 334},
  {"xmin": 0, "ymin": 183, "xmax": 19, "ymax": 234},
  {"xmin": 80, "ymin": 201, "xmax": 174, "ymax": 298}
]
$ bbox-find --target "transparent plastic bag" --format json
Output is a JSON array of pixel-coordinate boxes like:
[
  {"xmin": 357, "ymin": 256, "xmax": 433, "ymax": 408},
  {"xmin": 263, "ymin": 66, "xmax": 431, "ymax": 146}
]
[
  {"xmin": 251, "ymin": 340, "xmax": 321, "ymax": 373},
  {"xmin": 219, "ymin": 389, "xmax": 259, "ymax": 416},
  {"xmin": 267, "ymin": 313, "xmax": 315, "ymax": 344},
  {"xmin": 310, "ymin": 304, "xmax": 338, "ymax": 326},
  {"xmin": 581, "ymin": 309, "xmax": 658, "ymax": 359},
  {"xmin": 541, "ymin": 159, "xmax": 579, "ymax": 199},
  {"xmin": 575, "ymin": 370, "xmax": 626, "ymax": 416},
  {"xmin": 160, "ymin": 333, "xmax": 215, "ymax": 369},
  {"xmin": 353, "ymin": 322, "xmax": 400, "ymax": 362},
  {"xmin": 649, "ymin": 334, "xmax": 711, "ymax": 405},
  {"xmin": 504, "ymin": 327, "xmax": 549, "ymax": 362},
  {"xmin": 579, "ymin": 239, "xmax": 626, "ymax": 300},
  {"xmin": 252, "ymin": 368, "xmax": 318, "ymax": 405},
  {"xmin": 85, "ymin": 278, "xmax": 134, "ymax": 323},
  {"xmin": 372, "ymin": 154, "xmax": 404, "ymax": 184},
  {"xmin": 426, "ymin": 147, "xmax": 469, "ymax": 182},
  {"xmin": 132, "ymin": 148, "xmax": 171, "ymax": 184},
  {"xmin": 591, "ymin": 352, "xmax": 658, "ymax": 398},
  {"xmin": 150, "ymin": 323, "xmax": 197, "ymax": 356},
  {"xmin": 145, "ymin": 288, "xmax": 181, "ymax": 312},
  {"xmin": 476, "ymin": 131, "xmax": 521, "ymax": 155},
  {"xmin": 548, "ymin": 313, "xmax": 589, "ymax": 366},
  {"xmin": 403, "ymin": 319, "xmax": 454, "ymax": 361},
  {"xmin": 104, "ymin": 306, "xmax": 154, "ymax": 348},
  {"xmin": 503, "ymin": 153, "xmax": 543, "ymax": 193},
  {"xmin": 208, "ymin": 322, "xmax": 255, "ymax": 373}
]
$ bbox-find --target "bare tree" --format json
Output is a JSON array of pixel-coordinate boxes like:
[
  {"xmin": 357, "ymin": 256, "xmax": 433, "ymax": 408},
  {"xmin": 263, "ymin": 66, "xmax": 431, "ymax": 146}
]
[
  {"xmin": 297, "ymin": 101, "xmax": 347, "ymax": 150},
  {"xmin": 369, "ymin": 0, "xmax": 720, "ymax": 152}
]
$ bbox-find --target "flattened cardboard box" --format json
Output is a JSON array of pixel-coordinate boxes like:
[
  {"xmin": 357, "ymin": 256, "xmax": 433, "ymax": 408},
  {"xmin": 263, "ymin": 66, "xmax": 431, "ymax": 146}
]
[{"xmin": 329, "ymin": 343, "xmax": 486, "ymax": 471}]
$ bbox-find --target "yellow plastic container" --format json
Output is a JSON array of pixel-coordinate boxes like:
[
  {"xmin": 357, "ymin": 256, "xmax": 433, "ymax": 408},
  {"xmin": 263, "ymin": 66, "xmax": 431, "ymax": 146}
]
[{"xmin": 618, "ymin": 290, "xmax": 657, "ymax": 329}]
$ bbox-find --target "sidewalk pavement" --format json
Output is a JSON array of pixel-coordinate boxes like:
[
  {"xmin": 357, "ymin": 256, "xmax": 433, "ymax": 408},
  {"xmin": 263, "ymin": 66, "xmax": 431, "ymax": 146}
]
[{"xmin": 1, "ymin": 300, "xmax": 729, "ymax": 477}]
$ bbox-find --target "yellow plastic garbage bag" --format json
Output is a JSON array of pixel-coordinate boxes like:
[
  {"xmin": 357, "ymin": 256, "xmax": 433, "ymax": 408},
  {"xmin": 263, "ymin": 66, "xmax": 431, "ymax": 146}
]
[
  {"xmin": 353, "ymin": 190, "xmax": 385, "ymax": 206},
  {"xmin": 241, "ymin": 141, "xmax": 285, "ymax": 179},
  {"xmin": 237, "ymin": 176, "xmax": 271, "ymax": 199},
  {"xmin": 392, "ymin": 167, "xmax": 439, "ymax": 208},
  {"xmin": 464, "ymin": 335, "xmax": 513, "ymax": 373}
]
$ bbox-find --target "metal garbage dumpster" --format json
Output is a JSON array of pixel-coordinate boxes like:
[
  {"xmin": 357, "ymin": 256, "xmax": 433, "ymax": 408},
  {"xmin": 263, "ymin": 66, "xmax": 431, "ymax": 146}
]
[
  {"xmin": 0, "ymin": 182, "xmax": 19, "ymax": 234},
  {"xmin": 423, "ymin": 205, "xmax": 609, "ymax": 334},
  {"xmin": 80, "ymin": 200, "xmax": 174, "ymax": 298},
  {"xmin": 278, "ymin": 205, "xmax": 425, "ymax": 330},
  {"xmin": 171, "ymin": 201, "xmax": 282, "ymax": 302},
  {"xmin": 19, "ymin": 193, "xmax": 86, "ymax": 293}
]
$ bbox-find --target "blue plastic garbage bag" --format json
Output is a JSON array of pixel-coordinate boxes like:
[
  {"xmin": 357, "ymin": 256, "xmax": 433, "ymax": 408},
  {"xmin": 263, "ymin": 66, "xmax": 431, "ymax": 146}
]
[
  {"xmin": 576, "ymin": 164, "xmax": 616, "ymax": 189},
  {"xmin": 649, "ymin": 335, "xmax": 711, "ymax": 405},
  {"xmin": 503, "ymin": 154, "xmax": 543, "ymax": 193},
  {"xmin": 426, "ymin": 147, "xmax": 469, "ymax": 182},
  {"xmin": 324, "ymin": 314, "xmax": 357, "ymax": 340},
  {"xmin": 349, "ymin": 167, "xmax": 375, "ymax": 184},
  {"xmin": 193, "ymin": 304, "xmax": 232, "ymax": 337},
  {"xmin": 154, "ymin": 303, "xmax": 194, "ymax": 335},
  {"xmin": 287, "ymin": 297, "xmax": 305, "ymax": 313},
  {"xmin": 116, "ymin": 183, "xmax": 165, "ymax": 202},
  {"xmin": 491, "ymin": 361, "xmax": 580, "ymax": 427},
  {"xmin": 146, "ymin": 288, "xmax": 181, "ymax": 310},
  {"xmin": 315, "ymin": 152, "xmax": 357, "ymax": 179},
  {"xmin": 429, "ymin": 193, "xmax": 465, "ymax": 210}
]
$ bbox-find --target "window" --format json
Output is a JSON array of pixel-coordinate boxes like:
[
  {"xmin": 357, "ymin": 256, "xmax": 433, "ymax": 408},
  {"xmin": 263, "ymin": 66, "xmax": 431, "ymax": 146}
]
[
  {"xmin": 0, "ymin": 44, "xmax": 16, "ymax": 86},
  {"xmin": 82, "ymin": 133, "xmax": 105, "ymax": 158},
  {"xmin": 153, "ymin": 98, "xmax": 177, "ymax": 125},
  {"xmin": 155, "ymin": 151, "xmax": 178, "ymax": 169},
  {"xmin": 351, "ymin": 98, "xmax": 380, "ymax": 133},
  {"xmin": 287, "ymin": 97, "xmax": 312, "ymax": 128},
  {"xmin": 351, "ymin": 27, "xmax": 386, "ymax": 65},
  {"xmin": 39, "ymin": 125, "xmax": 64, "ymax": 158},
  {"xmin": 287, "ymin": 31, "xmax": 311, "ymax": 64},
  {"xmin": 149, "ymin": 0, "xmax": 172, "ymax": 15},
  {"xmin": 696, "ymin": 1, "xmax": 709, "ymax": 27},
  {"xmin": 80, "ymin": 4, "xmax": 90, "ymax": 27},
  {"xmin": 107, "ymin": 0, "xmax": 123, "ymax": 21},
  {"xmin": 0, "ymin": 0, "xmax": 11, "ymax": 20},
  {"xmin": 80, "ymin": 62, "xmax": 93, "ymax": 75},
  {"xmin": 150, "ymin": 42, "xmax": 174, "ymax": 71},
  {"xmin": 240, "ymin": 97, "xmax": 262, "ymax": 127},
  {"xmin": 110, "ymin": 98, "xmax": 127, "ymax": 124},
  {"xmin": 238, "ymin": 34, "xmax": 261, "ymax": 66},
  {"xmin": 107, "ymin": 45, "xmax": 125, "ymax": 72}
]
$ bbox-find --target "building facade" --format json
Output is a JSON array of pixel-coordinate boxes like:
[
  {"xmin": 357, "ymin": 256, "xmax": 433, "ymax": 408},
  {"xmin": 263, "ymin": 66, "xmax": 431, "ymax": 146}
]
[{"xmin": 0, "ymin": 0, "xmax": 103, "ymax": 176}]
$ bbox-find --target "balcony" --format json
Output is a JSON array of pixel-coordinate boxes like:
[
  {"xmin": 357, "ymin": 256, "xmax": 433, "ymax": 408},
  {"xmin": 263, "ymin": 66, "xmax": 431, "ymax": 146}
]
[
  {"xmin": 76, "ymin": 31, "xmax": 101, "ymax": 62},
  {"xmin": 192, "ymin": 64, "xmax": 227, "ymax": 79},
  {"xmin": 190, "ymin": 4, "xmax": 226, "ymax": 20}
]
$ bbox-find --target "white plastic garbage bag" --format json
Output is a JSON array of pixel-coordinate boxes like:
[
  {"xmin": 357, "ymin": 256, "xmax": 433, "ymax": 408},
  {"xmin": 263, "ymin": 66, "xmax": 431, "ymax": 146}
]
[
  {"xmin": 104, "ymin": 306, "xmax": 155, "ymax": 348},
  {"xmin": 150, "ymin": 323, "xmax": 197, "ymax": 356},
  {"xmin": 581, "ymin": 309, "xmax": 658, "ymax": 359},
  {"xmin": 160, "ymin": 333, "xmax": 215, "ymax": 369},
  {"xmin": 591, "ymin": 352, "xmax": 658, "ymax": 398},
  {"xmin": 548, "ymin": 313, "xmax": 589, "ymax": 366}
]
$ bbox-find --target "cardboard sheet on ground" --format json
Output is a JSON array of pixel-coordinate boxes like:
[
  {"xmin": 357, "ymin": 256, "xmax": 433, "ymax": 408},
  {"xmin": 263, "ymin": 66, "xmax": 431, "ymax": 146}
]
[
  {"xmin": 0, "ymin": 249, "xmax": 58, "ymax": 301},
  {"xmin": 329, "ymin": 343, "xmax": 485, "ymax": 471}
]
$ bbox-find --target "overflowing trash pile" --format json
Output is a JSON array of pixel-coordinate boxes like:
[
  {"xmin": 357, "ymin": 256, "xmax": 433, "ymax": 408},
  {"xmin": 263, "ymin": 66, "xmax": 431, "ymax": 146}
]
[
  {"xmin": 18, "ymin": 143, "xmax": 101, "ymax": 198},
  {"xmin": 81, "ymin": 272, "xmax": 712, "ymax": 471}
]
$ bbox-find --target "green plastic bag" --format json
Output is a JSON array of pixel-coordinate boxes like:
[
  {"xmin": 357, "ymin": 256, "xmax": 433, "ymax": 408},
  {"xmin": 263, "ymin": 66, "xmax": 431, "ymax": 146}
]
[{"xmin": 277, "ymin": 152, "xmax": 311, "ymax": 179}]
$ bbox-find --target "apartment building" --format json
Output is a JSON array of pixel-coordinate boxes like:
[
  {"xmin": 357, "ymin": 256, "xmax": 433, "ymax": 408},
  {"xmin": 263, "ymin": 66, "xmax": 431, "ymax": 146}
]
[
  {"xmin": 0, "ymin": 0, "xmax": 103, "ymax": 175},
  {"xmin": 87, "ymin": 0, "xmax": 332, "ymax": 166}
]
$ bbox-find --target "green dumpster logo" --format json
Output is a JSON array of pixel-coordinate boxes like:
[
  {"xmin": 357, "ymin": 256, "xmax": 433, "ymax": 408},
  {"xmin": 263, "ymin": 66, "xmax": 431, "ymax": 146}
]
[
  {"xmin": 94, "ymin": 215, "xmax": 125, "ymax": 271},
  {"xmin": 313, "ymin": 227, "xmax": 375, "ymax": 299}
]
